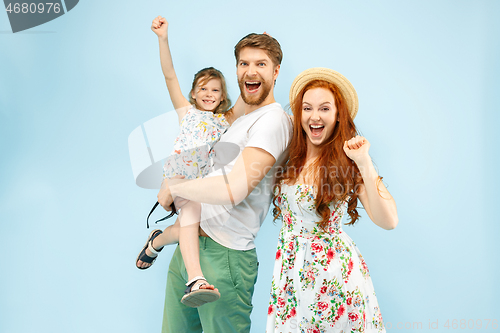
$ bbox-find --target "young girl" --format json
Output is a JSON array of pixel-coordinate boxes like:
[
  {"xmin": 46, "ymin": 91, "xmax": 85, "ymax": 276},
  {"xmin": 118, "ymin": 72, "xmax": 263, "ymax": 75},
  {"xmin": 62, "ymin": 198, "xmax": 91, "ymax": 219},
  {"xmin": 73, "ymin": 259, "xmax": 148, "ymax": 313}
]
[
  {"xmin": 136, "ymin": 16, "xmax": 241, "ymax": 307},
  {"xmin": 266, "ymin": 68, "xmax": 398, "ymax": 332}
]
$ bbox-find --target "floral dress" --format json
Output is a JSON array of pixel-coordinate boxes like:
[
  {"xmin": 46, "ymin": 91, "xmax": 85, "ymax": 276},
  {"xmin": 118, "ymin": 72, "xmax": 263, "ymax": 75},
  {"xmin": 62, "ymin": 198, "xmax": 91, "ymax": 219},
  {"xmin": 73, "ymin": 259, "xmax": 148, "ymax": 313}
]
[
  {"xmin": 266, "ymin": 183, "xmax": 385, "ymax": 333},
  {"xmin": 163, "ymin": 106, "xmax": 229, "ymax": 180}
]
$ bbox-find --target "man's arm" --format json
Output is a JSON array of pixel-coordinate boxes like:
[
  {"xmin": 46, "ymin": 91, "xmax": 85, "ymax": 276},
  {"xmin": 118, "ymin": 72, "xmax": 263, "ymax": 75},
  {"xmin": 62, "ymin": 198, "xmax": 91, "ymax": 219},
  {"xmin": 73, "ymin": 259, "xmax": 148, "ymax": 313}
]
[
  {"xmin": 158, "ymin": 147, "xmax": 276, "ymax": 208},
  {"xmin": 225, "ymin": 95, "xmax": 245, "ymax": 125}
]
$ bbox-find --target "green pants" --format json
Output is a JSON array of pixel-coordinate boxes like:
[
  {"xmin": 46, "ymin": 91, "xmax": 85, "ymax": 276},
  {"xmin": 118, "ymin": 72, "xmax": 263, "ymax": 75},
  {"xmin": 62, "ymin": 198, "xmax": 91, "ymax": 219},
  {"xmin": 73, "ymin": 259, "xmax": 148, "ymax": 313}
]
[{"xmin": 161, "ymin": 237, "xmax": 259, "ymax": 333}]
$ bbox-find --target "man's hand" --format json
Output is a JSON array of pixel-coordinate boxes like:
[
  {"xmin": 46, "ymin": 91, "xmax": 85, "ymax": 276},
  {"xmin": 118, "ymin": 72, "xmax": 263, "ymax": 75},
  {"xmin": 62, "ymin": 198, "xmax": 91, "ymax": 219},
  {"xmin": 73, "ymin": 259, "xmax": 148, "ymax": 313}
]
[
  {"xmin": 158, "ymin": 175, "xmax": 185, "ymax": 211},
  {"xmin": 151, "ymin": 16, "xmax": 168, "ymax": 39}
]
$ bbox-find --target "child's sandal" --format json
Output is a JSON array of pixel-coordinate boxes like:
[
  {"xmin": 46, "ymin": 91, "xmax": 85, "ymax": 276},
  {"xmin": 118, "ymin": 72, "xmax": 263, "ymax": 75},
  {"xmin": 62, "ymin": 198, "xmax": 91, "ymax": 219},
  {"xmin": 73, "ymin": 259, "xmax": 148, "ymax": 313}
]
[
  {"xmin": 180, "ymin": 276, "xmax": 220, "ymax": 308},
  {"xmin": 136, "ymin": 229, "xmax": 164, "ymax": 270}
]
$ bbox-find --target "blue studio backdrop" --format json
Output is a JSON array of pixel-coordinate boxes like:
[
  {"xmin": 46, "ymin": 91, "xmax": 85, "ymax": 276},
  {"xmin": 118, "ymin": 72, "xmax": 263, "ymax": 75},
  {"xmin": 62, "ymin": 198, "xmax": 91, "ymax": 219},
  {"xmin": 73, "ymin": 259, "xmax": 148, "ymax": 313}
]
[{"xmin": 1, "ymin": 1, "xmax": 499, "ymax": 332}]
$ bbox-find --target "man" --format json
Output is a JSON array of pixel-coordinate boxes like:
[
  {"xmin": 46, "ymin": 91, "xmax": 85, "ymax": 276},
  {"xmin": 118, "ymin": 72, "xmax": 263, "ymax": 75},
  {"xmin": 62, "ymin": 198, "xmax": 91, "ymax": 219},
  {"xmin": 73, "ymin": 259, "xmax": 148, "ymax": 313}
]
[{"xmin": 159, "ymin": 33, "xmax": 291, "ymax": 333}]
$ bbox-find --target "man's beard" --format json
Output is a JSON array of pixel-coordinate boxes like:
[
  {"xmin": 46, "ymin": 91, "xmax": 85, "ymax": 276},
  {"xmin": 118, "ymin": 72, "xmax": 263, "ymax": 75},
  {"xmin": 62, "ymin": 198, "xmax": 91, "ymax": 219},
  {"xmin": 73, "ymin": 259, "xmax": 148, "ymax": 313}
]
[{"xmin": 238, "ymin": 76, "xmax": 273, "ymax": 106}]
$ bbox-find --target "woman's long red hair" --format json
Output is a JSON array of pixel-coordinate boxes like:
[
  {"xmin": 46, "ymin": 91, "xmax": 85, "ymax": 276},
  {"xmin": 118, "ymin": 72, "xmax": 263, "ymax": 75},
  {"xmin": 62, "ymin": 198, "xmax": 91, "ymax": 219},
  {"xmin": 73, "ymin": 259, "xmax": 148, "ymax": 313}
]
[{"xmin": 272, "ymin": 80, "xmax": 363, "ymax": 230}]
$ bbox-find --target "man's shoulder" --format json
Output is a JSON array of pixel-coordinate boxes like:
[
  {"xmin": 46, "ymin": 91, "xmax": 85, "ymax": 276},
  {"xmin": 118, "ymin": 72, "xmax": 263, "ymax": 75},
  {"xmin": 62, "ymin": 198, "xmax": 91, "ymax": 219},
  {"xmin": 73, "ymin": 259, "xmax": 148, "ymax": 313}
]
[
  {"xmin": 261, "ymin": 102, "xmax": 284, "ymax": 113},
  {"xmin": 263, "ymin": 104, "xmax": 292, "ymax": 127},
  {"xmin": 257, "ymin": 103, "xmax": 289, "ymax": 120},
  {"xmin": 249, "ymin": 104, "xmax": 292, "ymax": 135}
]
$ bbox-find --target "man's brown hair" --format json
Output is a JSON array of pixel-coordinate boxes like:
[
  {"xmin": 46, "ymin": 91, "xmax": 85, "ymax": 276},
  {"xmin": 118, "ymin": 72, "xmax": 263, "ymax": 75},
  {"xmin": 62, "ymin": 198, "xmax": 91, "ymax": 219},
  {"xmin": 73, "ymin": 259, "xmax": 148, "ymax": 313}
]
[{"xmin": 234, "ymin": 33, "xmax": 283, "ymax": 67}]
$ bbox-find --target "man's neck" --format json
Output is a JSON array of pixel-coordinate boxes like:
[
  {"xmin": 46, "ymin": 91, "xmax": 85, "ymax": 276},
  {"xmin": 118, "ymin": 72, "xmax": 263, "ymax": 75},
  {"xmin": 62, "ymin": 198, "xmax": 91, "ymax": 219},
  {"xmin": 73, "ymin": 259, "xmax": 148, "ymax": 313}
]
[{"xmin": 244, "ymin": 95, "xmax": 276, "ymax": 115}]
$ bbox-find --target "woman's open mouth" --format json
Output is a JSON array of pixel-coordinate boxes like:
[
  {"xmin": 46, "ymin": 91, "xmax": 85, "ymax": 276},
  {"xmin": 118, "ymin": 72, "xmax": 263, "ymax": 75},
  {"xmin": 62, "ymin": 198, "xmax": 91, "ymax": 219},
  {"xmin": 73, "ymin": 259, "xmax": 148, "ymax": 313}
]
[{"xmin": 310, "ymin": 124, "xmax": 324, "ymax": 137}]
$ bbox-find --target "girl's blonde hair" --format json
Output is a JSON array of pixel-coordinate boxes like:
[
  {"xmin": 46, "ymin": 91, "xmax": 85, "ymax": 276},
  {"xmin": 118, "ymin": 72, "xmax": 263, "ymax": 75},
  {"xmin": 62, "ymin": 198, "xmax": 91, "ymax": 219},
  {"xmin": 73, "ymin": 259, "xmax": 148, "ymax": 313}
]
[{"xmin": 189, "ymin": 67, "xmax": 232, "ymax": 114}]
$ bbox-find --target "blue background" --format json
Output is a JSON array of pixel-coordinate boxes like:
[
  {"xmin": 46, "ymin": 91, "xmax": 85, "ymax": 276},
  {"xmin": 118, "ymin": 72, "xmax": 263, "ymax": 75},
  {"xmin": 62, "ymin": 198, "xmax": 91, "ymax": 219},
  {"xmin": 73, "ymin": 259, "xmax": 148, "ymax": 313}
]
[{"xmin": 1, "ymin": 1, "xmax": 499, "ymax": 332}]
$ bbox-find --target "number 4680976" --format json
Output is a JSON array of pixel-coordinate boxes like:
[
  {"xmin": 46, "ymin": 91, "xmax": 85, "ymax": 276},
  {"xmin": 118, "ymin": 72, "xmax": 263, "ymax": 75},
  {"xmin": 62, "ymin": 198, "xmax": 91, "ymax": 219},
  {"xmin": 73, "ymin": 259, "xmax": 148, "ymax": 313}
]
[{"xmin": 6, "ymin": 3, "xmax": 61, "ymax": 14}]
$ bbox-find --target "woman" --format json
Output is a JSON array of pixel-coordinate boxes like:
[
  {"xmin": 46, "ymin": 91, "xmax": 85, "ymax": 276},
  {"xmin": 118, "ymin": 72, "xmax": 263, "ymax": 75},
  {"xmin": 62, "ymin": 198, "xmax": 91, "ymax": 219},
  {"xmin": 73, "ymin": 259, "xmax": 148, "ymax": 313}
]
[{"xmin": 266, "ymin": 68, "xmax": 398, "ymax": 332}]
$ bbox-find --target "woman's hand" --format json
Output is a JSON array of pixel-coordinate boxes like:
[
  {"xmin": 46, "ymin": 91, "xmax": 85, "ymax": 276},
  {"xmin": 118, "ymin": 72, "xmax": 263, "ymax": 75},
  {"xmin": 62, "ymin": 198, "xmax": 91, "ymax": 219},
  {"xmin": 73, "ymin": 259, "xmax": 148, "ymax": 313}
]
[
  {"xmin": 344, "ymin": 136, "xmax": 398, "ymax": 229},
  {"xmin": 151, "ymin": 16, "xmax": 168, "ymax": 39},
  {"xmin": 343, "ymin": 135, "xmax": 370, "ymax": 165}
]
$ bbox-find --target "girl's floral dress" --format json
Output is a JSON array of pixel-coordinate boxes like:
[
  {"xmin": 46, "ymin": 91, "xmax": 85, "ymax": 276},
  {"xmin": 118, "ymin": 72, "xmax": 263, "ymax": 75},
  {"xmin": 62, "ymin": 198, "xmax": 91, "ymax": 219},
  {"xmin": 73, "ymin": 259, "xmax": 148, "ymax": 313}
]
[
  {"xmin": 266, "ymin": 183, "xmax": 385, "ymax": 333},
  {"xmin": 163, "ymin": 106, "xmax": 229, "ymax": 180}
]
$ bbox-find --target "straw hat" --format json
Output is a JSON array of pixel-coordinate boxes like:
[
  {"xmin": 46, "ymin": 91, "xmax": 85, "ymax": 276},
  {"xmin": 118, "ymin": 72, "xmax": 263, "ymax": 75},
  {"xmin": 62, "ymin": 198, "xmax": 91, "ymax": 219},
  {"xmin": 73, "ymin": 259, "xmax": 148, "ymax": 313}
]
[{"xmin": 289, "ymin": 67, "xmax": 359, "ymax": 119}]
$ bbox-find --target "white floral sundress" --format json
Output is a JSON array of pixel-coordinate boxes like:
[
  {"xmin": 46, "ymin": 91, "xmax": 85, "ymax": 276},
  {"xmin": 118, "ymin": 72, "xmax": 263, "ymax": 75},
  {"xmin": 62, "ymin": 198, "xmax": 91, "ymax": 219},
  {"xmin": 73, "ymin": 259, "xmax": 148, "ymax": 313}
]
[
  {"xmin": 163, "ymin": 106, "xmax": 229, "ymax": 180},
  {"xmin": 266, "ymin": 183, "xmax": 386, "ymax": 333}
]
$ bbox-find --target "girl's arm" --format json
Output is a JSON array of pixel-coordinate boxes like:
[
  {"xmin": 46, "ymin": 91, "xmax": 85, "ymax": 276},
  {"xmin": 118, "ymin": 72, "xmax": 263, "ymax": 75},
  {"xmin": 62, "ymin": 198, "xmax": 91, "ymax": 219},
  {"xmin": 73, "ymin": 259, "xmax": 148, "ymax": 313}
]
[
  {"xmin": 344, "ymin": 136, "xmax": 399, "ymax": 230},
  {"xmin": 151, "ymin": 16, "xmax": 191, "ymax": 124}
]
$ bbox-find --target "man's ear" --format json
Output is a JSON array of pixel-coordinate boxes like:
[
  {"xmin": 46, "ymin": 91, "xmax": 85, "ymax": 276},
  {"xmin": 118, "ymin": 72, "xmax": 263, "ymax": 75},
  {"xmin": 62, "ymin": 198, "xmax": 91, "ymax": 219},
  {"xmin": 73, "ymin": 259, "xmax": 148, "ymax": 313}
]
[{"xmin": 273, "ymin": 64, "xmax": 281, "ymax": 81}]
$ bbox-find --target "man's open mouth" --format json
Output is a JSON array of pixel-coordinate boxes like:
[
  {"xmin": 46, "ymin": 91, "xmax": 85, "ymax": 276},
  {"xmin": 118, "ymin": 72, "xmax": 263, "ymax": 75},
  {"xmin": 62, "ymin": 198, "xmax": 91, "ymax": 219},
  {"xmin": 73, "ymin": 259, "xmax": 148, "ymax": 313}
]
[{"xmin": 245, "ymin": 81, "xmax": 261, "ymax": 92}]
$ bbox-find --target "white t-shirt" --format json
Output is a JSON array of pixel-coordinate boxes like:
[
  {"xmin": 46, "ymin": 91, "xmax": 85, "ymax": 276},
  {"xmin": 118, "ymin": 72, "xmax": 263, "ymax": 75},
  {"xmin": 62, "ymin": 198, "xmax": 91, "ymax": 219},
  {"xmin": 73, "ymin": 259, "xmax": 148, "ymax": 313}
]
[{"xmin": 200, "ymin": 102, "xmax": 292, "ymax": 250}]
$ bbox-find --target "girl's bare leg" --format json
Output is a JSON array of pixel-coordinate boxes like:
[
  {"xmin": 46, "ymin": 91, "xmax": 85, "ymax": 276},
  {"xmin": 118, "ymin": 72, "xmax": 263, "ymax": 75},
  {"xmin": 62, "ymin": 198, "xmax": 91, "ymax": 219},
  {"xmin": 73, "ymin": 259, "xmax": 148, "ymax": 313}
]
[
  {"xmin": 178, "ymin": 200, "xmax": 202, "ymax": 281},
  {"xmin": 136, "ymin": 197, "xmax": 217, "ymax": 293},
  {"xmin": 155, "ymin": 219, "xmax": 180, "ymax": 247},
  {"xmin": 178, "ymin": 200, "xmax": 216, "ymax": 290}
]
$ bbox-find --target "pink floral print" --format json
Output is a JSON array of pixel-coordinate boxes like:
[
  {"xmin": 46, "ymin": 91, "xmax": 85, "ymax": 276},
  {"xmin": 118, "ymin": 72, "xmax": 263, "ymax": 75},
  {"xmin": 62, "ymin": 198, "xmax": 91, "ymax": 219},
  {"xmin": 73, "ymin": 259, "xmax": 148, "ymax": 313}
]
[{"xmin": 266, "ymin": 183, "xmax": 385, "ymax": 332}]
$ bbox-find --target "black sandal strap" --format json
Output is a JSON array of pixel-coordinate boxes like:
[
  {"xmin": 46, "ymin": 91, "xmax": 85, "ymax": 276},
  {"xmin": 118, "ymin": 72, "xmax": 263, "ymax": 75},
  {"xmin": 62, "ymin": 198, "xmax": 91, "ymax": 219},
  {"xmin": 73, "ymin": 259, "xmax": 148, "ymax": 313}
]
[
  {"xmin": 146, "ymin": 202, "xmax": 178, "ymax": 228},
  {"xmin": 138, "ymin": 248, "xmax": 156, "ymax": 263},
  {"xmin": 155, "ymin": 202, "xmax": 177, "ymax": 224},
  {"xmin": 146, "ymin": 202, "xmax": 159, "ymax": 229},
  {"xmin": 137, "ymin": 230, "xmax": 162, "ymax": 263}
]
